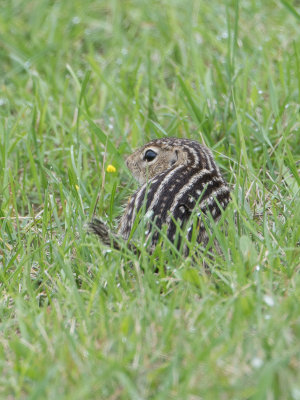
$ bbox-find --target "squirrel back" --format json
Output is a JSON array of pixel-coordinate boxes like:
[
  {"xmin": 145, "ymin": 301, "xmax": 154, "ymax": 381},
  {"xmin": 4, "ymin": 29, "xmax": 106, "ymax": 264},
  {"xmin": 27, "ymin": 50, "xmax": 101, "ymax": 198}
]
[{"xmin": 117, "ymin": 138, "xmax": 230, "ymax": 250}]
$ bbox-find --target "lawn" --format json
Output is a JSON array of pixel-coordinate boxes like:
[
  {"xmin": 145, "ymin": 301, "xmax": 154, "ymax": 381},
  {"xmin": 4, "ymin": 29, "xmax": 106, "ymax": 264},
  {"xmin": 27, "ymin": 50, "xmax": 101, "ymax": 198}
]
[{"xmin": 0, "ymin": 0, "xmax": 300, "ymax": 399}]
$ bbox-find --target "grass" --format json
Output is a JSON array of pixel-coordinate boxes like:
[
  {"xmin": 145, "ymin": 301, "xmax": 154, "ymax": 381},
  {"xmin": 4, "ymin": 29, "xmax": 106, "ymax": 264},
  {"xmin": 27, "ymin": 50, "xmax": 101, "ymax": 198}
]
[{"xmin": 0, "ymin": 0, "xmax": 300, "ymax": 398}]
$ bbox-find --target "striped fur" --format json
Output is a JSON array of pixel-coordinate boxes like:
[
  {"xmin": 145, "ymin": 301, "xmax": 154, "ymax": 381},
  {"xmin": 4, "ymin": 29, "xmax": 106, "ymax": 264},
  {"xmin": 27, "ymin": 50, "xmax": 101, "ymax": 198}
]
[{"xmin": 116, "ymin": 138, "xmax": 230, "ymax": 251}]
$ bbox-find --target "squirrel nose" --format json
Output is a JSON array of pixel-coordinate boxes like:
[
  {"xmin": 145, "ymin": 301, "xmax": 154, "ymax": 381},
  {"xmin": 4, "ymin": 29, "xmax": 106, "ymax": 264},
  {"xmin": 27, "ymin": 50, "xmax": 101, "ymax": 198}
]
[{"xmin": 125, "ymin": 156, "xmax": 134, "ymax": 171}]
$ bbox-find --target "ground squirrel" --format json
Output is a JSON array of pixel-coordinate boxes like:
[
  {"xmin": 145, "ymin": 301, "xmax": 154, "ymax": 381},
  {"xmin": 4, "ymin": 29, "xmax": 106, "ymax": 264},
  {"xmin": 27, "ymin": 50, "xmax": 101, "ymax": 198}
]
[{"xmin": 89, "ymin": 137, "xmax": 230, "ymax": 254}]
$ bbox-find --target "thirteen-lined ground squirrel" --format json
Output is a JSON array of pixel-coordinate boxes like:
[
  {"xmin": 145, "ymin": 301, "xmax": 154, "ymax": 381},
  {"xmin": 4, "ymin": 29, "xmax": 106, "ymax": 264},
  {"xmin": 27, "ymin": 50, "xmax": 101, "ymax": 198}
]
[{"xmin": 89, "ymin": 137, "xmax": 230, "ymax": 253}]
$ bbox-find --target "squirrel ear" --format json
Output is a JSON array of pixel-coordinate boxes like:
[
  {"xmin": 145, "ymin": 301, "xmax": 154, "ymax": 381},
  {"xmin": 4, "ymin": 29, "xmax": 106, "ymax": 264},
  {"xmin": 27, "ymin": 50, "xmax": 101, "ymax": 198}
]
[{"xmin": 170, "ymin": 149, "xmax": 179, "ymax": 166}]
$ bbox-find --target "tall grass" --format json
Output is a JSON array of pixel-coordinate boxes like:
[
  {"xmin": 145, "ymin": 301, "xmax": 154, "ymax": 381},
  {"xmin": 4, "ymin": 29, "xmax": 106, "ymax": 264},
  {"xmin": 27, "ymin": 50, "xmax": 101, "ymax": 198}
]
[{"xmin": 0, "ymin": 0, "xmax": 299, "ymax": 398}]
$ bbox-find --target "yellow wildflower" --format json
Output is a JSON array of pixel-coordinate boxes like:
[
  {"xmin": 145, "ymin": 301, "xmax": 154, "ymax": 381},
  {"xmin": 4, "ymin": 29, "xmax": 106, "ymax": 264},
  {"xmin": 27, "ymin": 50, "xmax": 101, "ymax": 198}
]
[
  {"xmin": 106, "ymin": 164, "xmax": 116, "ymax": 173},
  {"xmin": 75, "ymin": 184, "xmax": 79, "ymax": 191}
]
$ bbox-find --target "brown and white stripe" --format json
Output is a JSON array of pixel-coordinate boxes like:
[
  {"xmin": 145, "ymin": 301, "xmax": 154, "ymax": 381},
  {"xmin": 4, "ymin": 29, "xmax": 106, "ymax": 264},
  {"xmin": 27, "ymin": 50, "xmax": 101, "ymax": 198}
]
[{"xmin": 118, "ymin": 138, "xmax": 230, "ymax": 249}]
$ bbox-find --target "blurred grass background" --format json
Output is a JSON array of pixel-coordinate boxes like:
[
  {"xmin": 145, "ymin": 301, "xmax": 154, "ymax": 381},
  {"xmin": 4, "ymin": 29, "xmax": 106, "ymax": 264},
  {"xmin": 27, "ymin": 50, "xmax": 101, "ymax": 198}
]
[{"xmin": 0, "ymin": 0, "xmax": 300, "ymax": 398}]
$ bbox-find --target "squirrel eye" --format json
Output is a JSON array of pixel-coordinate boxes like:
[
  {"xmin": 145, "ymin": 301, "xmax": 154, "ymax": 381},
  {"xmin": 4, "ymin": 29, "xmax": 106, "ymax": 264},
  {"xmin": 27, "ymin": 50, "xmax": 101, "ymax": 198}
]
[{"xmin": 144, "ymin": 149, "xmax": 157, "ymax": 162}]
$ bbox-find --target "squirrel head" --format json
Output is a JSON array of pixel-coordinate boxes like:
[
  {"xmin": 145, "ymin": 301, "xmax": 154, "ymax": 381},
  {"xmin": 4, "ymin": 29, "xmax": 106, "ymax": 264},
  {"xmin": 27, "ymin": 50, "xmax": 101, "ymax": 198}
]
[{"xmin": 126, "ymin": 138, "xmax": 194, "ymax": 184}]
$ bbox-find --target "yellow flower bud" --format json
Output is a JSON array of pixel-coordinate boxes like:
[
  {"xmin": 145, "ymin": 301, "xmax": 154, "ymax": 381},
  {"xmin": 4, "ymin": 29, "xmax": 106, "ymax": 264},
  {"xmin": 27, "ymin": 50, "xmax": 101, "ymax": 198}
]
[{"xmin": 106, "ymin": 164, "xmax": 116, "ymax": 173}]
